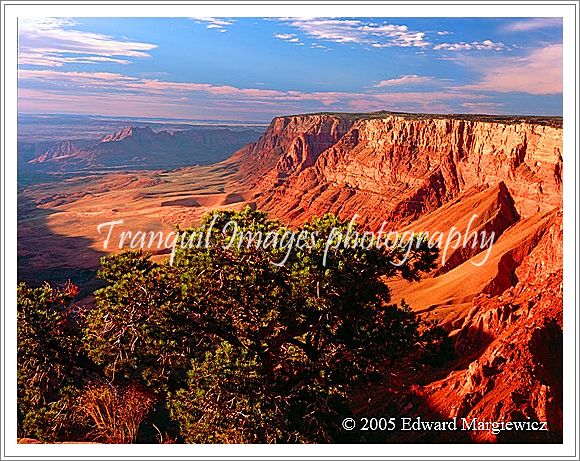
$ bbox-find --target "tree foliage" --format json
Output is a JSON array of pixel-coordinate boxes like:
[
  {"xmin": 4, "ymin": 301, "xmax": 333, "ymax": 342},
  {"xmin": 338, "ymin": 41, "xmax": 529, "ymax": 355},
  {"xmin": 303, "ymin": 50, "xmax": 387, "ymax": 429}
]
[
  {"xmin": 17, "ymin": 282, "xmax": 89, "ymax": 440},
  {"xmin": 18, "ymin": 208, "xmax": 440, "ymax": 443}
]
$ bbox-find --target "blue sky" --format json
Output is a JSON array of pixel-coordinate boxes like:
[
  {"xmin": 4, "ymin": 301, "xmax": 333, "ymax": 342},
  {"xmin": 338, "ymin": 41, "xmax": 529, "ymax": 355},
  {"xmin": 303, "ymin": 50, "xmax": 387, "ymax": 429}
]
[{"xmin": 18, "ymin": 17, "xmax": 563, "ymax": 121}]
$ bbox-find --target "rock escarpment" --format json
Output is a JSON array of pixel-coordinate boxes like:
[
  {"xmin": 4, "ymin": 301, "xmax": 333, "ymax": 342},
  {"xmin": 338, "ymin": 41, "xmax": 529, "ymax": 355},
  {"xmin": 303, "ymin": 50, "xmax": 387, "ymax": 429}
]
[
  {"xmin": 26, "ymin": 126, "xmax": 262, "ymax": 171},
  {"xmin": 235, "ymin": 113, "xmax": 561, "ymax": 226},
  {"xmin": 231, "ymin": 111, "xmax": 563, "ymax": 441},
  {"xmin": 418, "ymin": 210, "xmax": 563, "ymax": 442}
]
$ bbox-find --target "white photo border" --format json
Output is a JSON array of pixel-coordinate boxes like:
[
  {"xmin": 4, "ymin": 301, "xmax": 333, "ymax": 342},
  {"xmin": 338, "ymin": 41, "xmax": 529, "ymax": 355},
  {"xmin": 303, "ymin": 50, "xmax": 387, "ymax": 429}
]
[{"xmin": 1, "ymin": 1, "xmax": 577, "ymax": 459}]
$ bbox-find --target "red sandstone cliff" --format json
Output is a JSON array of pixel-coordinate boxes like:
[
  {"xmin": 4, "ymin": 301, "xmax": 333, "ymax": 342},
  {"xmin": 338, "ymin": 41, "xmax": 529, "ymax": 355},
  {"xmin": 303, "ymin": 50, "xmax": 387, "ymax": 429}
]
[
  {"xmin": 234, "ymin": 113, "xmax": 561, "ymax": 227},
  {"xmin": 231, "ymin": 112, "xmax": 563, "ymax": 442}
]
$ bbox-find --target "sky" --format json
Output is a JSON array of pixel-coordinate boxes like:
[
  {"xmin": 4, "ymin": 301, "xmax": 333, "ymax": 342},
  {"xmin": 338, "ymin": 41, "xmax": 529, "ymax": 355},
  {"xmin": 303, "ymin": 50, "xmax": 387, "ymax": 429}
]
[{"xmin": 17, "ymin": 17, "xmax": 563, "ymax": 121}]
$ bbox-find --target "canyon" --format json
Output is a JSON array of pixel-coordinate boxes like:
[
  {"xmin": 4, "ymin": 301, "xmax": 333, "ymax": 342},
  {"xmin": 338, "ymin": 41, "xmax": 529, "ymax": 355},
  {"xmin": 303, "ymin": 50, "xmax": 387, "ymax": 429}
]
[
  {"xmin": 18, "ymin": 124, "xmax": 263, "ymax": 174},
  {"xmin": 17, "ymin": 111, "xmax": 563, "ymax": 442}
]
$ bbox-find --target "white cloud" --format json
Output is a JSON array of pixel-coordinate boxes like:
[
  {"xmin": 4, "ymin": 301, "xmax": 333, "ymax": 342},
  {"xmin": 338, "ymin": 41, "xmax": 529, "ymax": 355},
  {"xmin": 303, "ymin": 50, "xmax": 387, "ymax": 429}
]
[
  {"xmin": 18, "ymin": 18, "xmax": 157, "ymax": 67},
  {"xmin": 191, "ymin": 17, "xmax": 235, "ymax": 32},
  {"xmin": 19, "ymin": 69, "xmax": 138, "ymax": 85},
  {"xmin": 280, "ymin": 18, "xmax": 430, "ymax": 48},
  {"xmin": 434, "ymin": 39, "xmax": 506, "ymax": 51},
  {"xmin": 310, "ymin": 43, "xmax": 331, "ymax": 51},
  {"xmin": 274, "ymin": 33, "xmax": 296, "ymax": 40},
  {"xmin": 18, "ymin": 53, "xmax": 131, "ymax": 67},
  {"xmin": 375, "ymin": 75, "xmax": 435, "ymax": 87},
  {"xmin": 437, "ymin": 31, "xmax": 453, "ymax": 35},
  {"xmin": 503, "ymin": 18, "xmax": 562, "ymax": 32},
  {"xmin": 274, "ymin": 33, "xmax": 303, "ymax": 45}
]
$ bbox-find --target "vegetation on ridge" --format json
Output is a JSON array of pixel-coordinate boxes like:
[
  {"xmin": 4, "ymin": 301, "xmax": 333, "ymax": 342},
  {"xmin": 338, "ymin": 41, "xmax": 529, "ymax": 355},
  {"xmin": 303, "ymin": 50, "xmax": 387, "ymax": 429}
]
[
  {"xmin": 18, "ymin": 208, "xmax": 451, "ymax": 443},
  {"xmin": 283, "ymin": 110, "xmax": 563, "ymax": 128}
]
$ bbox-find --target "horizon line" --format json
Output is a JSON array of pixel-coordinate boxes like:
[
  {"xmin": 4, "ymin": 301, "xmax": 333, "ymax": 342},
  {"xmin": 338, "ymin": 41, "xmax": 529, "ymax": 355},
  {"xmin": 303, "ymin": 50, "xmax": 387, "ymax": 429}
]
[{"xmin": 18, "ymin": 110, "xmax": 564, "ymax": 123}]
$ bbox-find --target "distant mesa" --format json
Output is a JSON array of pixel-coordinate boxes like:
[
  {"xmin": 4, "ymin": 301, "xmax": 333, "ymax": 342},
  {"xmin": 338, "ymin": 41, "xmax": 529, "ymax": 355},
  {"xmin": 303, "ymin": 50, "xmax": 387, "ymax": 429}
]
[
  {"xmin": 22, "ymin": 125, "xmax": 263, "ymax": 172},
  {"xmin": 100, "ymin": 125, "xmax": 155, "ymax": 143}
]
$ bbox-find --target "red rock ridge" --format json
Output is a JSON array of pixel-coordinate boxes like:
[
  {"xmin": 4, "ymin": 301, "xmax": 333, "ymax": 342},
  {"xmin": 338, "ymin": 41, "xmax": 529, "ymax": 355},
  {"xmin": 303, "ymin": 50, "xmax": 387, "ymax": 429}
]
[
  {"xmin": 231, "ymin": 112, "xmax": 563, "ymax": 442},
  {"xmin": 236, "ymin": 114, "xmax": 561, "ymax": 228},
  {"xmin": 231, "ymin": 114, "xmax": 354, "ymax": 188},
  {"xmin": 417, "ymin": 211, "xmax": 563, "ymax": 442},
  {"xmin": 100, "ymin": 125, "xmax": 155, "ymax": 143}
]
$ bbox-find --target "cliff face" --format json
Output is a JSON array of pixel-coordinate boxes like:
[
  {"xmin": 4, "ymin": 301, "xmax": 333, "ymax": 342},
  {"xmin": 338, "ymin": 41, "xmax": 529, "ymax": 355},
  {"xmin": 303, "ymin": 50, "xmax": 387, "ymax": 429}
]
[
  {"xmin": 236, "ymin": 114, "xmax": 561, "ymax": 228},
  {"xmin": 420, "ymin": 210, "xmax": 563, "ymax": 442},
  {"xmin": 233, "ymin": 114, "xmax": 353, "ymax": 187},
  {"xmin": 27, "ymin": 139, "xmax": 92, "ymax": 164},
  {"xmin": 233, "ymin": 112, "xmax": 563, "ymax": 442}
]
